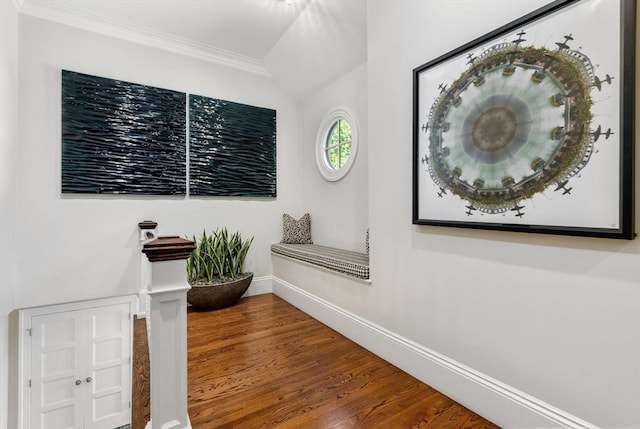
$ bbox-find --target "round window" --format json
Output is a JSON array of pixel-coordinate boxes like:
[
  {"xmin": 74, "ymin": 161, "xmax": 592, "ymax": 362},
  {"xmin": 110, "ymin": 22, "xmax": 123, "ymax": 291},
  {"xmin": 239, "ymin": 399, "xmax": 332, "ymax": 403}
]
[{"xmin": 316, "ymin": 107, "xmax": 359, "ymax": 181}]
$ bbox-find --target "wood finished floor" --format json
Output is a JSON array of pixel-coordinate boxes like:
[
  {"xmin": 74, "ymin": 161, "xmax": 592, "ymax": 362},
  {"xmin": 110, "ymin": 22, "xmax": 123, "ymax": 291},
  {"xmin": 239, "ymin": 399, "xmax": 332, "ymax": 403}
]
[
  {"xmin": 133, "ymin": 293, "xmax": 498, "ymax": 429},
  {"xmin": 132, "ymin": 315, "xmax": 150, "ymax": 429}
]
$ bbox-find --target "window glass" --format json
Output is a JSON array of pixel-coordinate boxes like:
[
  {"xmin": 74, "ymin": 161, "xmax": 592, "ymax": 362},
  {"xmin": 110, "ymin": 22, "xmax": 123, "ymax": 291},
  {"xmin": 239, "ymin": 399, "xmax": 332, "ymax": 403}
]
[
  {"xmin": 325, "ymin": 119, "xmax": 352, "ymax": 169},
  {"xmin": 316, "ymin": 108, "xmax": 358, "ymax": 181}
]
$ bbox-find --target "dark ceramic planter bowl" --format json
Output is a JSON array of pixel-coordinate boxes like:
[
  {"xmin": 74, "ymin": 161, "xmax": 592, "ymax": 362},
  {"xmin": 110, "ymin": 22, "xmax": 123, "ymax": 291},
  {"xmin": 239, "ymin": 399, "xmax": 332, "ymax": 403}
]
[{"xmin": 187, "ymin": 272, "xmax": 253, "ymax": 311}]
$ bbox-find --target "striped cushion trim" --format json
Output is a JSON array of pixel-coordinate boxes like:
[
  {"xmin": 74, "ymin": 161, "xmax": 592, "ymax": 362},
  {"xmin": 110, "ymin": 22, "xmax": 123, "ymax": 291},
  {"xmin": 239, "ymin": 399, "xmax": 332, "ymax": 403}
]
[{"xmin": 271, "ymin": 243, "xmax": 370, "ymax": 280}]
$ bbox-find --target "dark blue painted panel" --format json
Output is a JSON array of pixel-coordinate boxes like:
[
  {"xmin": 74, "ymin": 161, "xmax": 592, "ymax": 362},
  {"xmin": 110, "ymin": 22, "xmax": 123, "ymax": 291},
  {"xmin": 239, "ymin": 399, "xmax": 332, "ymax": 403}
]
[
  {"xmin": 189, "ymin": 95, "xmax": 277, "ymax": 197},
  {"xmin": 62, "ymin": 70, "xmax": 186, "ymax": 194}
]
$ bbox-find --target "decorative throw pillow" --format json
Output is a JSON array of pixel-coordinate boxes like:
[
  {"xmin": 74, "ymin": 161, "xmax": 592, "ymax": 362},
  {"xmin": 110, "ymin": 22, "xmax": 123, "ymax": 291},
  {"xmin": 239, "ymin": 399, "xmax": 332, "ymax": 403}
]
[
  {"xmin": 365, "ymin": 228, "xmax": 369, "ymax": 254},
  {"xmin": 281, "ymin": 213, "xmax": 313, "ymax": 244}
]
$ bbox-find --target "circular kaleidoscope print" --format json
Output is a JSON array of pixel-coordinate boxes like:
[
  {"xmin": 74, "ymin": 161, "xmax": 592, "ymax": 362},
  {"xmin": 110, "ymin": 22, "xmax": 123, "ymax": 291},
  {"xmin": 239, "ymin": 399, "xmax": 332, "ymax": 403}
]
[{"xmin": 423, "ymin": 35, "xmax": 606, "ymax": 216}]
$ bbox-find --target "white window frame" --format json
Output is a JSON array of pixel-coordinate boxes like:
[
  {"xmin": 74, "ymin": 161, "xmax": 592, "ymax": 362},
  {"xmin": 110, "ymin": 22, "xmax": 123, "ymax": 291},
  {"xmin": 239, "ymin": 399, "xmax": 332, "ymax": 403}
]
[{"xmin": 315, "ymin": 106, "xmax": 359, "ymax": 182}]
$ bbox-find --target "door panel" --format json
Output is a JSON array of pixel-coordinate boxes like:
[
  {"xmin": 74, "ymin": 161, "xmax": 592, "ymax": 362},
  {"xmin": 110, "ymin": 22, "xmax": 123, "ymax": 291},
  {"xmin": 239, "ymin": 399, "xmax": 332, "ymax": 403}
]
[
  {"xmin": 85, "ymin": 303, "xmax": 131, "ymax": 429},
  {"xmin": 30, "ymin": 311, "xmax": 84, "ymax": 429},
  {"xmin": 28, "ymin": 302, "xmax": 132, "ymax": 429},
  {"xmin": 40, "ymin": 406, "xmax": 74, "ymax": 429}
]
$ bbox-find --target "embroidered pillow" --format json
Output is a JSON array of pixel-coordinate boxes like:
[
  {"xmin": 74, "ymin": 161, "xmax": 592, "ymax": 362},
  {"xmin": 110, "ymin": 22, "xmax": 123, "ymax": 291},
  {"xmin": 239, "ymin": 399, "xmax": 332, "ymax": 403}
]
[
  {"xmin": 365, "ymin": 228, "xmax": 369, "ymax": 254},
  {"xmin": 281, "ymin": 213, "xmax": 313, "ymax": 244}
]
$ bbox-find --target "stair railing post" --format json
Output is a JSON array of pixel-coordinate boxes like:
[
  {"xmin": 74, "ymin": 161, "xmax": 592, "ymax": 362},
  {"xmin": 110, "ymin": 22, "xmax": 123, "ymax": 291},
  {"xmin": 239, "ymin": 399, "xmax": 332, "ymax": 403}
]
[{"xmin": 141, "ymin": 236, "xmax": 196, "ymax": 429}]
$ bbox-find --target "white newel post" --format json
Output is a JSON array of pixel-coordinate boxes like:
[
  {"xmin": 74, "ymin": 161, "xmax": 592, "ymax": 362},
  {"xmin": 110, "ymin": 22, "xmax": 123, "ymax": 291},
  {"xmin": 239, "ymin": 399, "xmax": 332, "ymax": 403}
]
[
  {"xmin": 142, "ymin": 236, "xmax": 196, "ymax": 429},
  {"xmin": 138, "ymin": 220, "xmax": 159, "ymax": 318}
]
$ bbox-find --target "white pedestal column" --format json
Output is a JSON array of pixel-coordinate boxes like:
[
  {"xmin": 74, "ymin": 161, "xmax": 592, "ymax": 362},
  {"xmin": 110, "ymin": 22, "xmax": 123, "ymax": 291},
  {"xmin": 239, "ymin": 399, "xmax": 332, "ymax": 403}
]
[
  {"xmin": 142, "ymin": 237, "xmax": 195, "ymax": 429},
  {"xmin": 138, "ymin": 220, "xmax": 158, "ymax": 319}
]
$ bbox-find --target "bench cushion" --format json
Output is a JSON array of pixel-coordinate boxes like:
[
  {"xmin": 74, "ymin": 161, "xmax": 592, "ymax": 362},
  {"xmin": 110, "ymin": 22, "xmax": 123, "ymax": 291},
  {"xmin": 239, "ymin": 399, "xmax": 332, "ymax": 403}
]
[{"xmin": 271, "ymin": 243, "xmax": 370, "ymax": 280}]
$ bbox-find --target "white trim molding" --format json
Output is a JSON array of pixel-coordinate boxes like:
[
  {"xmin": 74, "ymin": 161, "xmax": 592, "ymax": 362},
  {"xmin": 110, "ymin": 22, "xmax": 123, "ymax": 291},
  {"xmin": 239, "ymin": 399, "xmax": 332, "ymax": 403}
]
[
  {"xmin": 11, "ymin": 0, "xmax": 23, "ymax": 12},
  {"xmin": 315, "ymin": 106, "xmax": 360, "ymax": 182},
  {"xmin": 271, "ymin": 276, "xmax": 598, "ymax": 429},
  {"xmin": 243, "ymin": 275, "xmax": 273, "ymax": 297},
  {"xmin": 17, "ymin": 1, "xmax": 270, "ymax": 76}
]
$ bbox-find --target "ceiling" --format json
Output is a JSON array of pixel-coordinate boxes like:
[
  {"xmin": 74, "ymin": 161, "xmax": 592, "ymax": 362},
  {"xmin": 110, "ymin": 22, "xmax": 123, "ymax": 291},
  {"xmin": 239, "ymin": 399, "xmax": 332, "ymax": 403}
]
[{"xmin": 16, "ymin": 0, "xmax": 367, "ymax": 99}]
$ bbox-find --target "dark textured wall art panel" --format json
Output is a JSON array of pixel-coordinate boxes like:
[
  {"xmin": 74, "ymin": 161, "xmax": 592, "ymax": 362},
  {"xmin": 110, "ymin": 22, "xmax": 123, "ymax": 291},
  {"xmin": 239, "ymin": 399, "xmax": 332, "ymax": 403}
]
[
  {"xmin": 189, "ymin": 95, "xmax": 277, "ymax": 197},
  {"xmin": 62, "ymin": 70, "xmax": 187, "ymax": 195}
]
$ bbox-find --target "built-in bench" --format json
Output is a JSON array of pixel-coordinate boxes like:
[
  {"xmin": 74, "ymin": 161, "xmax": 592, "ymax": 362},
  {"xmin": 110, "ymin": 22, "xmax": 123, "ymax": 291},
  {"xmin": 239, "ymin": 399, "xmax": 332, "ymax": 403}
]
[{"xmin": 270, "ymin": 243, "xmax": 370, "ymax": 281}]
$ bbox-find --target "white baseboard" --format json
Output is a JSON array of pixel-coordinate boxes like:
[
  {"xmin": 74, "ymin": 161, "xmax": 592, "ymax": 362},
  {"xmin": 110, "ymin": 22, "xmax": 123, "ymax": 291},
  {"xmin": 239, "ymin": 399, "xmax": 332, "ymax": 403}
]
[
  {"xmin": 244, "ymin": 275, "xmax": 273, "ymax": 297},
  {"xmin": 271, "ymin": 276, "xmax": 597, "ymax": 429}
]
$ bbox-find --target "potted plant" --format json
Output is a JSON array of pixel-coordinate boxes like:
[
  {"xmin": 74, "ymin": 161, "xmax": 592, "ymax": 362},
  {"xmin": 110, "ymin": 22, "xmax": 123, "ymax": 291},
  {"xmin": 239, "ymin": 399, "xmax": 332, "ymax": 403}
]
[{"xmin": 186, "ymin": 227, "xmax": 254, "ymax": 310}]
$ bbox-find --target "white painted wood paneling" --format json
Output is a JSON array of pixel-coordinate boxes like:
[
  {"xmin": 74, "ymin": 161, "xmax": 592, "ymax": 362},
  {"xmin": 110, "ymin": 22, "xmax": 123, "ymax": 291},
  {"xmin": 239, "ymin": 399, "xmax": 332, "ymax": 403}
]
[{"xmin": 17, "ymin": 295, "xmax": 135, "ymax": 429}]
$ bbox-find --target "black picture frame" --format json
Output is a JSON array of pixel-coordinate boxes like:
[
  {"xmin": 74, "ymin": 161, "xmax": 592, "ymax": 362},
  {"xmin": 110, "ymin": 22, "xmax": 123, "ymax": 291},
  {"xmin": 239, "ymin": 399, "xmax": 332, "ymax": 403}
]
[{"xmin": 412, "ymin": 0, "xmax": 635, "ymax": 239}]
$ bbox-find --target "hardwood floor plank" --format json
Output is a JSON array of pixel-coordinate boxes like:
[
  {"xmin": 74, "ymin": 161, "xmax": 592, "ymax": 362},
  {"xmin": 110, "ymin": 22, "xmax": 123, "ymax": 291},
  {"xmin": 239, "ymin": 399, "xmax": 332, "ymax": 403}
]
[
  {"xmin": 186, "ymin": 294, "xmax": 498, "ymax": 428},
  {"xmin": 133, "ymin": 293, "xmax": 498, "ymax": 428},
  {"xmin": 131, "ymin": 316, "xmax": 150, "ymax": 429}
]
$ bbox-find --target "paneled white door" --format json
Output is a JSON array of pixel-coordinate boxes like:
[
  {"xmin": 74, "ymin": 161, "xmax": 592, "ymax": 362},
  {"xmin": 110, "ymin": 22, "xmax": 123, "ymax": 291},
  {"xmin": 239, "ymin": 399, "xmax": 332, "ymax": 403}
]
[
  {"xmin": 28, "ymin": 303, "xmax": 131, "ymax": 429},
  {"xmin": 30, "ymin": 310, "xmax": 84, "ymax": 429},
  {"xmin": 83, "ymin": 304, "xmax": 131, "ymax": 429}
]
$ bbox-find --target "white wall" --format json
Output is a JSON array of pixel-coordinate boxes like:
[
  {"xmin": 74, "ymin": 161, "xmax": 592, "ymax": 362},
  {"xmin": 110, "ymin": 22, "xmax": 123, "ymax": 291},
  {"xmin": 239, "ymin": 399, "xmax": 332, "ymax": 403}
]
[
  {"xmin": 265, "ymin": 0, "xmax": 367, "ymax": 100},
  {"xmin": 0, "ymin": 3, "xmax": 19, "ymax": 429},
  {"xmin": 3, "ymin": 14, "xmax": 301, "ymax": 427},
  {"xmin": 362, "ymin": 0, "xmax": 640, "ymax": 427},
  {"xmin": 300, "ymin": 64, "xmax": 369, "ymax": 252},
  {"xmin": 5, "ymin": 1, "xmax": 640, "ymax": 427},
  {"xmin": 15, "ymin": 15, "xmax": 300, "ymax": 306}
]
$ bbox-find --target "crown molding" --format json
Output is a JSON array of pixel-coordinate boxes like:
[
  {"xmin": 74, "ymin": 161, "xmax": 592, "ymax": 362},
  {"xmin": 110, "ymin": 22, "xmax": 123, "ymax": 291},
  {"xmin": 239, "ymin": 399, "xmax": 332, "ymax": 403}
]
[
  {"xmin": 17, "ymin": 1, "xmax": 271, "ymax": 76},
  {"xmin": 11, "ymin": 0, "xmax": 24, "ymax": 12}
]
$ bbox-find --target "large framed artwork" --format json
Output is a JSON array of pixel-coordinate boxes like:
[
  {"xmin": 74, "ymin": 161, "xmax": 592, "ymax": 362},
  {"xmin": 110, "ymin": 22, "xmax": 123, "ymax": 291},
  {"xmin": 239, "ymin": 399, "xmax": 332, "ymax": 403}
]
[
  {"xmin": 189, "ymin": 94, "xmax": 277, "ymax": 197},
  {"xmin": 61, "ymin": 70, "xmax": 277, "ymax": 198},
  {"xmin": 62, "ymin": 71, "xmax": 187, "ymax": 195},
  {"xmin": 413, "ymin": 0, "xmax": 635, "ymax": 239}
]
